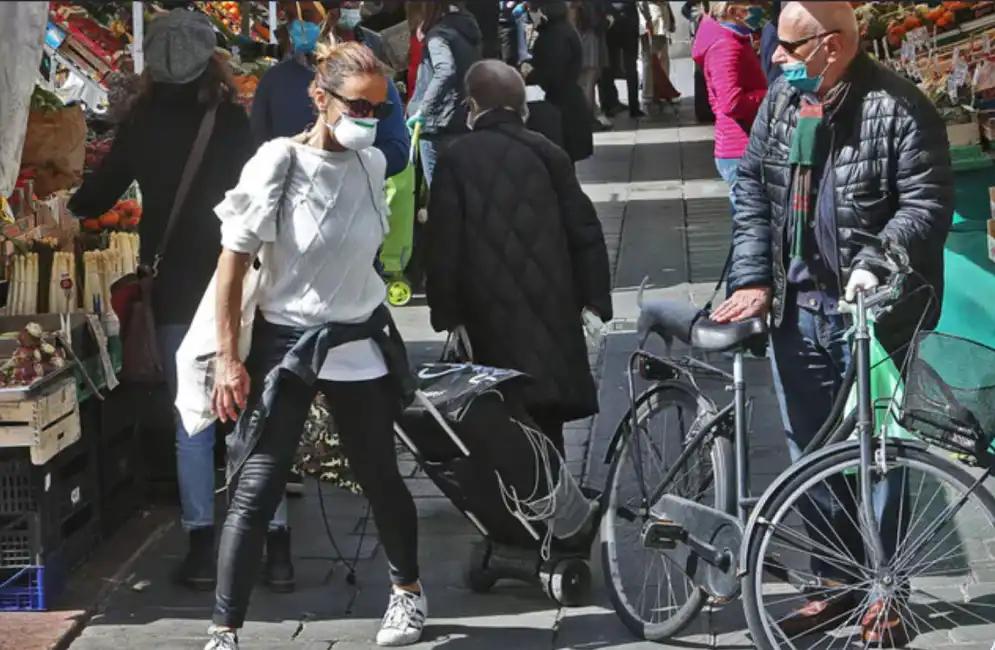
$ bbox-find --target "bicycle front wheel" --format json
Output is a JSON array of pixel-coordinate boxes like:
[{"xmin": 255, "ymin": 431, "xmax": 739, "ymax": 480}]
[
  {"xmin": 601, "ymin": 382, "xmax": 734, "ymax": 641},
  {"xmin": 743, "ymin": 441, "xmax": 995, "ymax": 650}
]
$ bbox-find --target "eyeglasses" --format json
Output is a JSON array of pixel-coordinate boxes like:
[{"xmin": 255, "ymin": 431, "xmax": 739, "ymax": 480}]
[
  {"xmin": 329, "ymin": 90, "xmax": 395, "ymax": 120},
  {"xmin": 777, "ymin": 29, "xmax": 841, "ymax": 55}
]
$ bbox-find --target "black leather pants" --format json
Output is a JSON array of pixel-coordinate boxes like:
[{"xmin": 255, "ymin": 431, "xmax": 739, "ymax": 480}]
[{"xmin": 213, "ymin": 374, "xmax": 418, "ymax": 628}]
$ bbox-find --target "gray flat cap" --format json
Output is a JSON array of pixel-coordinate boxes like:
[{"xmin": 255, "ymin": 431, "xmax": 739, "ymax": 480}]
[{"xmin": 144, "ymin": 9, "xmax": 216, "ymax": 84}]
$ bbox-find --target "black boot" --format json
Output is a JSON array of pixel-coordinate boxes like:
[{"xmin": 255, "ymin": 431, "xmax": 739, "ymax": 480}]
[
  {"xmin": 264, "ymin": 527, "xmax": 296, "ymax": 593},
  {"xmin": 173, "ymin": 526, "xmax": 216, "ymax": 591}
]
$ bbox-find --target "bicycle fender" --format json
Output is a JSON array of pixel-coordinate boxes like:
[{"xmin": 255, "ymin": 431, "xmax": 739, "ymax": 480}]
[
  {"xmin": 736, "ymin": 437, "xmax": 929, "ymax": 574},
  {"xmin": 603, "ymin": 380, "xmax": 711, "ymax": 465}
]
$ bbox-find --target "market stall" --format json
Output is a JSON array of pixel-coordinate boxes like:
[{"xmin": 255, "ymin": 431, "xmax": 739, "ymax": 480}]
[{"xmin": 853, "ymin": 2, "xmax": 995, "ymax": 350}]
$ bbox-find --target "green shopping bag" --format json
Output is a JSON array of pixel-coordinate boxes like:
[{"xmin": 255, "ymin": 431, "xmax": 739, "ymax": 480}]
[{"xmin": 845, "ymin": 318, "xmax": 916, "ymax": 442}]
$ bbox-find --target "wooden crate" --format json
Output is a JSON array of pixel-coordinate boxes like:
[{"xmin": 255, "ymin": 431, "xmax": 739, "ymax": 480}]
[{"xmin": 0, "ymin": 378, "xmax": 80, "ymax": 466}]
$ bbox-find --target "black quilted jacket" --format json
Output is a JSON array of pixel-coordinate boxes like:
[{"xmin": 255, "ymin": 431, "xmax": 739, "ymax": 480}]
[
  {"xmin": 424, "ymin": 110, "xmax": 612, "ymax": 420},
  {"xmin": 728, "ymin": 52, "xmax": 954, "ymax": 353}
]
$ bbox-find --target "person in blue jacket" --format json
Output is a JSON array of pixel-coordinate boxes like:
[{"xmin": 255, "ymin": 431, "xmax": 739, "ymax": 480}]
[
  {"xmin": 760, "ymin": 0, "xmax": 782, "ymax": 85},
  {"xmin": 250, "ymin": 2, "xmax": 409, "ymax": 178}
]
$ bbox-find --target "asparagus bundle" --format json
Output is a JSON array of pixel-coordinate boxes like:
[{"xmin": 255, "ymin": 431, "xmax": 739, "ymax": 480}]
[
  {"xmin": 82, "ymin": 249, "xmax": 124, "ymax": 314},
  {"xmin": 6, "ymin": 253, "xmax": 40, "ymax": 316},
  {"xmin": 108, "ymin": 232, "xmax": 139, "ymax": 275}
]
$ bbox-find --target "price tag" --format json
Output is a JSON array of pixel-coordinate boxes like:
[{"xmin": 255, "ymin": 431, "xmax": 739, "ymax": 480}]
[
  {"xmin": 986, "ymin": 34, "xmax": 992, "ymax": 54},
  {"xmin": 948, "ymin": 75, "xmax": 960, "ymax": 102},
  {"xmin": 908, "ymin": 27, "xmax": 928, "ymax": 47},
  {"xmin": 954, "ymin": 46, "xmax": 962, "ymax": 64}
]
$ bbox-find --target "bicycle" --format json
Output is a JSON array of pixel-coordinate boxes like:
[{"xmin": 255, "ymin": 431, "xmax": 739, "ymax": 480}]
[{"xmin": 599, "ymin": 230, "xmax": 995, "ymax": 648}]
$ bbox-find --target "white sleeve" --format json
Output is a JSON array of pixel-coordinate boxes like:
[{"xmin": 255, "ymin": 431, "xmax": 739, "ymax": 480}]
[{"xmin": 215, "ymin": 139, "xmax": 293, "ymax": 254}]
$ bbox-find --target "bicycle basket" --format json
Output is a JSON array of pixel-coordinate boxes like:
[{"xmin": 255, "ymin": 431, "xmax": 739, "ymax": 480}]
[{"xmin": 900, "ymin": 331, "xmax": 995, "ymax": 458}]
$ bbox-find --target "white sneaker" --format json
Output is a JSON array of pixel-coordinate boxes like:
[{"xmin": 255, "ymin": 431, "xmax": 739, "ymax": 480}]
[
  {"xmin": 376, "ymin": 585, "xmax": 428, "ymax": 647},
  {"xmin": 204, "ymin": 626, "xmax": 239, "ymax": 650}
]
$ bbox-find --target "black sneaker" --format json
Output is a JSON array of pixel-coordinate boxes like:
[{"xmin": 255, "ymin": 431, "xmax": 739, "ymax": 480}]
[
  {"xmin": 173, "ymin": 526, "xmax": 216, "ymax": 591},
  {"xmin": 629, "ymin": 108, "xmax": 647, "ymax": 119},
  {"xmin": 264, "ymin": 527, "xmax": 296, "ymax": 593},
  {"xmin": 604, "ymin": 103, "xmax": 627, "ymax": 118}
]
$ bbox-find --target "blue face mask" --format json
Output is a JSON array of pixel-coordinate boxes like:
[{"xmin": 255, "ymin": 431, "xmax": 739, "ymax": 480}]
[
  {"xmin": 339, "ymin": 8, "xmax": 363, "ymax": 30},
  {"xmin": 745, "ymin": 6, "xmax": 765, "ymax": 30},
  {"xmin": 780, "ymin": 43, "xmax": 829, "ymax": 93},
  {"xmin": 289, "ymin": 20, "xmax": 320, "ymax": 54}
]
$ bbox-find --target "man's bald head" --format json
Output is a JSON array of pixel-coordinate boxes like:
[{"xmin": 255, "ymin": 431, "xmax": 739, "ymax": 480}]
[
  {"xmin": 465, "ymin": 59, "xmax": 527, "ymax": 118},
  {"xmin": 773, "ymin": 2, "xmax": 860, "ymax": 95},
  {"xmin": 780, "ymin": 2, "xmax": 859, "ymax": 46}
]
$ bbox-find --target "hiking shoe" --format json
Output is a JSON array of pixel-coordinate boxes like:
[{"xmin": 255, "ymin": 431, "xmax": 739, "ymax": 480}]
[
  {"xmin": 264, "ymin": 527, "xmax": 296, "ymax": 593},
  {"xmin": 204, "ymin": 626, "xmax": 238, "ymax": 650},
  {"xmin": 173, "ymin": 526, "xmax": 216, "ymax": 591},
  {"xmin": 376, "ymin": 585, "xmax": 428, "ymax": 646}
]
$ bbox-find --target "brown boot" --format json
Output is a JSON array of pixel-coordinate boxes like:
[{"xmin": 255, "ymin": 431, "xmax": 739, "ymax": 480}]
[
  {"xmin": 861, "ymin": 600, "xmax": 910, "ymax": 648},
  {"xmin": 778, "ymin": 592, "xmax": 858, "ymax": 638}
]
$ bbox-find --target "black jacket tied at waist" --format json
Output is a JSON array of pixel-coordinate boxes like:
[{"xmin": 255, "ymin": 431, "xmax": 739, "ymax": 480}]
[{"xmin": 226, "ymin": 304, "xmax": 413, "ymax": 481}]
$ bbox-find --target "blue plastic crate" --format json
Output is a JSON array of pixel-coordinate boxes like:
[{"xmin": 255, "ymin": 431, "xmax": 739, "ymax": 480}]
[{"xmin": 0, "ymin": 552, "xmax": 67, "ymax": 611}]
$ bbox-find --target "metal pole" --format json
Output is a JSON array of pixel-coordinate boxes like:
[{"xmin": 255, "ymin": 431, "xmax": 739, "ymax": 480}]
[
  {"xmin": 240, "ymin": 1, "xmax": 251, "ymax": 36},
  {"xmin": 131, "ymin": 1, "xmax": 144, "ymax": 73},
  {"xmin": 268, "ymin": 1, "xmax": 278, "ymax": 44}
]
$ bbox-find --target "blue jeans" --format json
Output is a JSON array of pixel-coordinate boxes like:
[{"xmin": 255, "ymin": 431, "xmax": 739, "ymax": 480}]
[
  {"xmin": 419, "ymin": 135, "xmax": 458, "ymax": 188},
  {"xmin": 769, "ymin": 303, "xmax": 907, "ymax": 589},
  {"xmin": 157, "ymin": 325, "xmax": 287, "ymax": 533},
  {"xmin": 714, "ymin": 157, "xmax": 740, "ymax": 211}
]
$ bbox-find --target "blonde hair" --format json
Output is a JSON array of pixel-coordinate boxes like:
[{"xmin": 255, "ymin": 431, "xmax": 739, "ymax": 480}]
[
  {"xmin": 311, "ymin": 40, "xmax": 388, "ymax": 97},
  {"xmin": 709, "ymin": 1, "xmax": 749, "ymax": 20}
]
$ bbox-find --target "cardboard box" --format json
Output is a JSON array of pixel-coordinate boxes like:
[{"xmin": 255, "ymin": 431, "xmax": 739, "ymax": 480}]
[
  {"xmin": 948, "ymin": 121, "xmax": 981, "ymax": 147},
  {"xmin": 989, "ymin": 219, "xmax": 995, "ymax": 264}
]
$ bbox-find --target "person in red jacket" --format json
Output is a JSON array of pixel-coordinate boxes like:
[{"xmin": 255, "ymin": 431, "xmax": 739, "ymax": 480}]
[{"xmin": 691, "ymin": 1, "xmax": 767, "ymax": 203}]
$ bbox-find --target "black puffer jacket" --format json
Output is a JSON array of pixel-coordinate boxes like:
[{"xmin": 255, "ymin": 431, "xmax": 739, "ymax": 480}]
[
  {"xmin": 424, "ymin": 110, "xmax": 612, "ymax": 420},
  {"xmin": 728, "ymin": 52, "xmax": 954, "ymax": 353}
]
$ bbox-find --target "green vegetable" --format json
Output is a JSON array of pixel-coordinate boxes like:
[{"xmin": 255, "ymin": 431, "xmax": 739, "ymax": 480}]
[{"xmin": 30, "ymin": 86, "xmax": 64, "ymax": 113}]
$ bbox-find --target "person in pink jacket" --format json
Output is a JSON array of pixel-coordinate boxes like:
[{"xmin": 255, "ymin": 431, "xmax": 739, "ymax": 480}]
[{"xmin": 691, "ymin": 2, "xmax": 768, "ymax": 201}]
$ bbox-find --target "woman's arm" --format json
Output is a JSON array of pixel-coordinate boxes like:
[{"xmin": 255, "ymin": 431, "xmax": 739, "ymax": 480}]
[
  {"xmin": 418, "ymin": 35, "xmax": 456, "ymax": 121},
  {"xmin": 374, "ymin": 79, "xmax": 411, "ymax": 178},
  {"xmin": 213, "ymin": 248, "xmax": 253, "ymax": 422},
  {"xmin": 67, "ymin": 119, "xmax": 137, "ymax": 218},
  {"xmin": 704, "ymin": 39, "xmax": 766, "ymax": 120}
]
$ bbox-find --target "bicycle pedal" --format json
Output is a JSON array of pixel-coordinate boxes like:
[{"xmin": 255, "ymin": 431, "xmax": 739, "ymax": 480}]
[{"xmin": 642, "ymin": 520, "xmax": 684, "ymax": 550}]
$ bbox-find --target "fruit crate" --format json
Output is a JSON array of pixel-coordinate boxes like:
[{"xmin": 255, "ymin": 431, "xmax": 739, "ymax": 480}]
[
  {"xmin": 0, "ymin": 552, "xmax": 67, "ymax": 612},
  {"xmin": 0, "ymin": 377, "xmax": 81, "ymax": 466}
]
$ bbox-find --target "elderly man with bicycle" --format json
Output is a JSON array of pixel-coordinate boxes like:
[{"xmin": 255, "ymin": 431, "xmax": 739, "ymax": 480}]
[{"xmin": 711, "ymin": 1, "xmax": 953, "ymax": 645}]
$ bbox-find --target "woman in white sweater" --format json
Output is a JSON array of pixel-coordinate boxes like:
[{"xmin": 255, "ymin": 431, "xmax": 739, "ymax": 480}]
[{"xmin": 205, "ymin": 42, "xmax": 425, "ymax": 650}]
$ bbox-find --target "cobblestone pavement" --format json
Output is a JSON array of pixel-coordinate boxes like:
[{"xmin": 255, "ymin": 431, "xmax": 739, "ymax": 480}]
[{"xmin": 68, "ymin": 52, "xmax": 995, "ymax": 650}]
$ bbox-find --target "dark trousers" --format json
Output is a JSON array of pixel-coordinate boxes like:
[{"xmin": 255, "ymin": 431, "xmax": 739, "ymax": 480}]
[
  {"xmin": 769, "ymin": 302, "xmax": 908, "ymax": 592},
  {"xmin": 214, "ymin": 365, "xmax": 418, "ymax": 628},
  {"xmin": 499, "ymin": 22, "xmax": 519, "ymax": 67},
  {"xmin": 599, "ymin": 12, "xmax": 640, "ymax": 112}
]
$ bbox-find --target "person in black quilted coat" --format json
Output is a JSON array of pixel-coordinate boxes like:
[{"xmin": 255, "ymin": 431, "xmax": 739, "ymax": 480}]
[
  {"xmin": 424, "ymin": 60, "xmax": 612, "ymax": 453},
  {"xmin": 523, "ymin": 0, "xmax": 594, "ymax": 163},
  {"xmin": 711, "ymin": 4, "xmax": 952, "ymax": 646}
]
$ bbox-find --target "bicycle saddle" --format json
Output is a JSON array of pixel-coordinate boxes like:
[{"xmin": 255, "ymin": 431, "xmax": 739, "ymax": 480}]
[{"xmin": 638, "ymin": 298, "xmax": 767, "ymax": 352}]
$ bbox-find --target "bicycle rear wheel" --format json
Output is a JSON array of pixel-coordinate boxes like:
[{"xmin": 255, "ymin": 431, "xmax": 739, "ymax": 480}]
[
  {"xmin": 601, "ymin": 382, "xmax": 734, "ymax": 641},
  {"xmin": 743, "ymin": 441, "xmax": 995, "ymax": 649}
]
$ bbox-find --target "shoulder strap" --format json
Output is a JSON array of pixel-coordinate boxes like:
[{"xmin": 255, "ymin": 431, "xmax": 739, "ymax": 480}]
[{"xmin": 155, "ymin": 103, "xmax": 219, "ymax": 271}]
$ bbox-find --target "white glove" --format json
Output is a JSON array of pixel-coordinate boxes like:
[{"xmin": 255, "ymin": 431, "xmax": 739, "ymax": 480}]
[{"xmin": 844, "ymin": 268, "xmax": 879, "ymax": 302}]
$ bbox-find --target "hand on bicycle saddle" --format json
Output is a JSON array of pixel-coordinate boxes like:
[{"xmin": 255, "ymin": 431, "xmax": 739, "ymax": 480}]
[{"xmin": 710, "ymin": 286, "xmax": 771, "ymax": 323}]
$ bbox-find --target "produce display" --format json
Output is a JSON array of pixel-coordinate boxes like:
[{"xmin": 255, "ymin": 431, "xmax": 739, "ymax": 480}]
[
  {"xmin": 0, "ymin": 323, "xmax": 70, "ymax": 388},
  {"xmin": 80, "ymin": 198, "xmax": 142, "ymax": 233}
]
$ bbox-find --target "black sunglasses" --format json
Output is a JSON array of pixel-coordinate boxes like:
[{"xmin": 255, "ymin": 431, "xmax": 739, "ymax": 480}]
[
  {"xmin": 329, "ymin": 90, "xmax": 395, "ymax": 120},
  {"xmin": 778, "ymin": 29, "xmax": 841, "ymax": 55}
]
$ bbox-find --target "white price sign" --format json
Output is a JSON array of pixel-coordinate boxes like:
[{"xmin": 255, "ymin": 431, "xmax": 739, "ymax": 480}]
[
  {"xmin": 948, "ymin": 75, "xmax": 960, "ymax": 102},
  {"xmin": 908, "ymin": 27, "xmax": 928, "ymax": 47},
  {"xmin": 986, "ymin": 34, "xmax": 992, "ymax": 54},
  {"xmin": 953, "ymin": 59, "xmax": 970, "ymax": 87}
]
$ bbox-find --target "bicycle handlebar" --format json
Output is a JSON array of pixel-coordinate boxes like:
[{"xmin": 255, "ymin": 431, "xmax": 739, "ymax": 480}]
[{"xmin": 837, "ymin": 228, "xmax": 912, "ymax": 315}]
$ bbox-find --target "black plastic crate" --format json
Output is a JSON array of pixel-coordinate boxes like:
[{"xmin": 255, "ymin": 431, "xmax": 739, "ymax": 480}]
[
  {"xmin": 0, "ymin": 500, "xmax": 99, "ymax": 570},
  {"xmin": 98, "ymin": 475, "xmax": 146, "ymax": 539}
]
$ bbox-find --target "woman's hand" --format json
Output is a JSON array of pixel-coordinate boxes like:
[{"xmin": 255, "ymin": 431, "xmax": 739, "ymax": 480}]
[{"xmin": 212, "ymin": 354, "xmax": 251, "ymax": 423}]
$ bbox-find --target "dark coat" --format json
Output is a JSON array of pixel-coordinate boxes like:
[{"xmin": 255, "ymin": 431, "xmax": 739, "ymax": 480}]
[
  {"xmin": 526, "ymin": 3, "xmax": 594, "ymax": 162},
  {"xmin": 728, "ymin": 52, "xmax": 954, "ymax": 354},
  {"xmin": 424, "ymin": 110, "xmax": 612, "ymax": 420},
  {"xmin": 408, "ymin": 10, "xmax": 483, "ymax": 136},
  {"xmin": 68, "ymin": 84, "xmax": 255, "ymax": 325}
]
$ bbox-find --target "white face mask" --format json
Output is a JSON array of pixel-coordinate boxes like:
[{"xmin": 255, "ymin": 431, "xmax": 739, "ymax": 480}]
[{"xmin": 329, "ymin": 114, "xmax": 379, "ymax": 150}]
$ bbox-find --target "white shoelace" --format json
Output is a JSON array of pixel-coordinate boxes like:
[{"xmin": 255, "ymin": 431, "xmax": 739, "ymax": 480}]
[
  {"xmin": 382, "ymin": 591, "xmax": 424, "ymax": 630},
  {"xmin": 206, "ymin": 627, "xmax": 238, "ymax": 650}
]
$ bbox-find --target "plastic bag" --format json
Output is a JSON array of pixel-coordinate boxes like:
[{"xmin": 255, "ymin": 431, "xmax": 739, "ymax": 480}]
[
  {"xmin": 845, "ymin": 319, "xmax": 915, "ymax": 441},
  {"xmin": 174, "ymin": 250, "xmax": 268, "ymax": 436}
]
